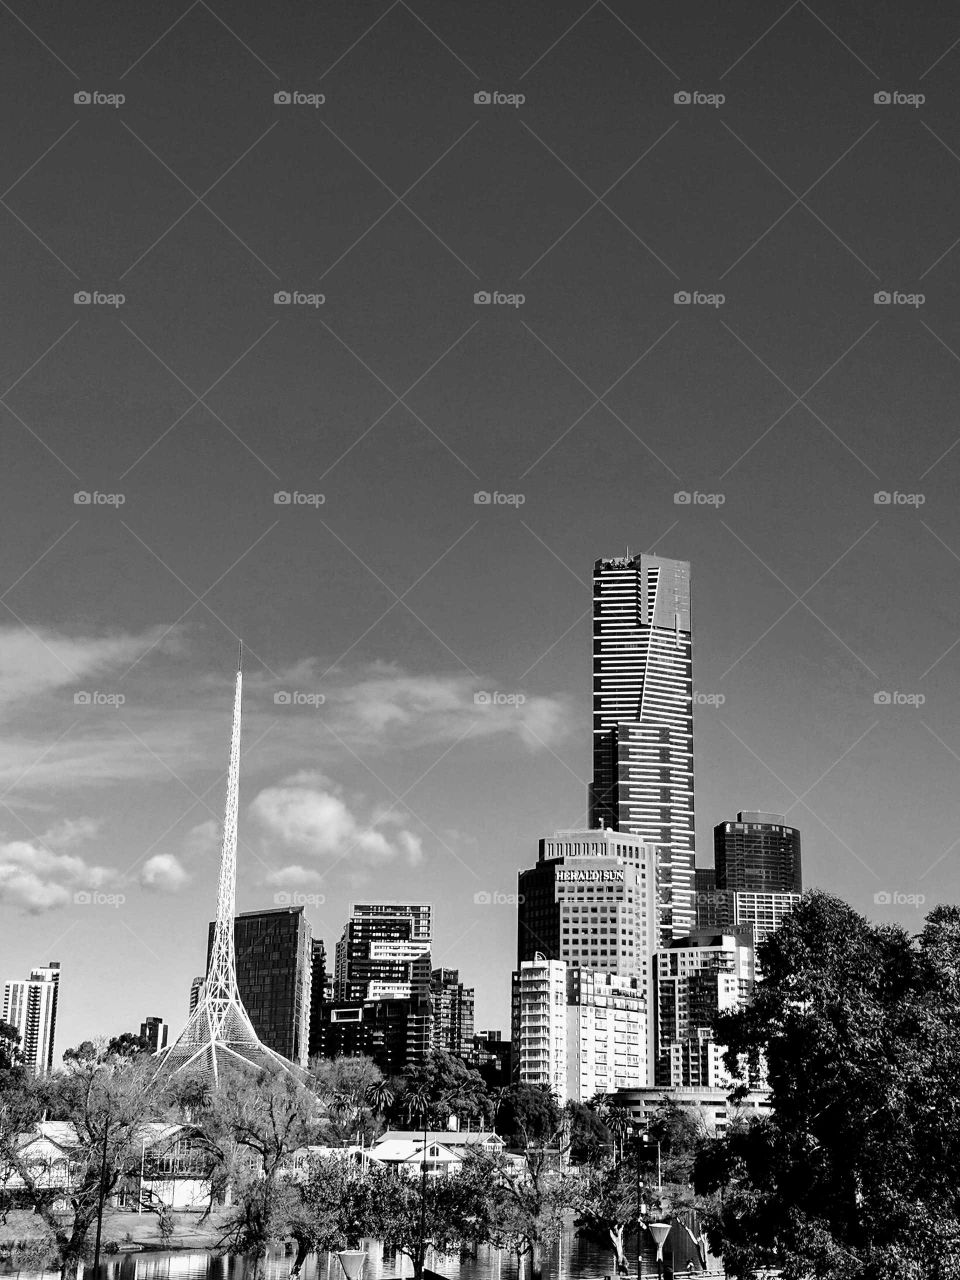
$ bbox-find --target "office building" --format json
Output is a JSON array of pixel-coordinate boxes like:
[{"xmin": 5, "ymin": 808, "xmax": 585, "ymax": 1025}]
[
  {"xmin": 205, "ymin": 906, "xmax": 313, "ymax": 1066},
  {"xmin": 714, "ymin": 812, "xmax": 802, "ymax": 893},
  {"xmin": 308, "ymin": 938, "xmax": 326, "ymax": 1059},
  {"xmin": 2, "ymin": 962, "xmax": 60, "ymax": 1074},
  {"xmin": 590, "ymin": 554, "xmax": 696, "ymax": 942},
  {"xmin": 139, "ymin": 1016, "xmax": 168, "ymax": 1053},
  {"xmin": 654, "ymin": 930, "xmax": 754, "ymax": 1089},
  {"xmin": 512, "ymin": 958, "xmax": 646, "ymax": 1102},
  {"xmin": 189, "ymin": 976, "xmax": 205, "ymax": 1015},
  {"xmin": 696, "ymin": 888, "xmax": 802, "ymax": 945},
  {"xmin": 334, "ymin": 903, "xmax": 432, "ymax": 1002},
  {"xmin": 318, "ymin": 998, "xmax": 431, "ymax": 1074},
  {"xmin": 431, "ymin": 968, "xmax": 474, "ymax": 1056},
  {"xmin": 467, "ymin": 1030, "xmax": 512, "ymax": 1086}
]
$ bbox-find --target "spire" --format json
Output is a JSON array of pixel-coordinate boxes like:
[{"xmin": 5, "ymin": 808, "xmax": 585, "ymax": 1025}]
[{"xmin": 155, "ymin": 651, "xmax": 294, "ymax": 1083}]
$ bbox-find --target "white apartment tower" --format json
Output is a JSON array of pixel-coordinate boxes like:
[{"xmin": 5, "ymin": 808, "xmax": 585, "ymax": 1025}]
[{"xmin": 2, "ymin": 961, "xmax": 60, "ymax": 1074}]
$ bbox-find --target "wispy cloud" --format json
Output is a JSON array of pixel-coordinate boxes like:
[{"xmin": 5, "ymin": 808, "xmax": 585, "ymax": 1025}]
[{"xmin": 0, "ymin": 821, "xmax": 111, "ymax": 914}]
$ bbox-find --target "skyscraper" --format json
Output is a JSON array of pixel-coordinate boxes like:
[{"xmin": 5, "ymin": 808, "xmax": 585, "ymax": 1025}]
[
  {"xmin": 205, "ymin": 906, "xmax": 313, "ymax": 1067},
  {"xmin": 431, "ymin": 968, "xmax": 474, "ymax": 1056},
  {"xmin": 2, "ymin": 962, "xmax": 60, "ymax": 1074},
  {"xmin": 140, "ymin": 1017, "xmax": 169, "ymax": 1053},
  {"xmin": 308, "ymin": 938, "xmax": 326, "ymax": 1059},
  {"xmin": 590, "ymin": 554, "xmax": 696, "ymax": 941},
  {"xmin": 714, "ymin": 812, "xmax": 802, "ymax": 893}
]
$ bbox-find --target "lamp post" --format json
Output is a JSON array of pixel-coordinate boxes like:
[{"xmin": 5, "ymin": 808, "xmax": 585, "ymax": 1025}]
[{"xmin": 647, "ymin": 1222, "xmax": 671, "ymax": 1280}]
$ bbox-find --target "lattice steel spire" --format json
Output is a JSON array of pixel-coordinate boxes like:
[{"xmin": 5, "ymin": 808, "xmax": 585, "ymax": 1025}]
[{"xmin": 157, "ymin": 644, "xmax": 293, "ymax": 1083}]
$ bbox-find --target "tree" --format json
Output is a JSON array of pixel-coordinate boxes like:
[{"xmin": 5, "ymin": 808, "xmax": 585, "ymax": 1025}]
[
  {"xmin": 310, "ymin": 1055, "xmax": 383, "ymax": 1144},
  {"xmin": 0, "ymin": 1053, "xmax": 165, "ymax": 1280},
  {"xmin": 282, "ymin": 1154, "xmax": 375, "ymax": 1274},
  {"xmin": 397, "ymin": 1051, "xmax": 491, "ymax": 1129},
  {"xmin": 575, "ymin": 1156, "xmax": 643, "ymax": 1272},
  {"xmin": 105, "ymin": 1032, "xmax": 153, "ymax": 1059},
  {"xmin": 498, "ymin": 1084, "xmax": 562, "ymax": 1150},
  {"xmin": 366, "ymin": 1159, "xmax": 487, "ymax": 1280},
  {"xmin": 694, "ymin": 892, "xmax": 960, "ymax": 1279},
  {"xmin": 565, "ymin": 1100, "xmax": 610, "ymax": 1165}
]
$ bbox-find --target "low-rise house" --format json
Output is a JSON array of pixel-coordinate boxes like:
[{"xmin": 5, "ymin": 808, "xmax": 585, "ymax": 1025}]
[{"xmin": 367, "ymin": 1129, "xmax": 504, "ymax": 1178}]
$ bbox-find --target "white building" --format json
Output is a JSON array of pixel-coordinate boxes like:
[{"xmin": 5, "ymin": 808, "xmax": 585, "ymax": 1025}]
[
  {"xmin": 697, "ymin": 888, "xmax": 801, "ymax": 947},
  {"xmin": 655, "ymin": 931, "xmax": 754, "ymax": 1089},
  {"xmin": 512, "ymin": 956, "xmax": 567, "ymax": 1097},
  {"xmin": 2, "ymin": 962, "xmax": 60, "ymax": 1074}
]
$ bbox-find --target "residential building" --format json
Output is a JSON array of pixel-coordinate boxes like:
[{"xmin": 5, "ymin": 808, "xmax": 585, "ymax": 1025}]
[
  {"xmin": 565, "ymin": 969, "xmax": 646, "ymax": 1101},
  {"xmin": 611, "ymin": 1085, "xmax": 772, "ymax": 1137},
  {"xmin": 2, "ymin": 962, "xmax": 60, "ymax": 1074},
  {"xmin": 714, "ymin": 811, "xmax": 802, "ymax": 893},
  {"xmin": 308, "ymin": 938, "xmax": 326, "ymax": 1059},
  {"xmin": 512, "ymin": 956, "xmax": 567, "ymax": 1097},
  {"xmin": 139, "ymin": 1017, "xmax": 168, "ymax": 1053},
  {"xmin": 317, "ymin": 998, "xmax": 431, "ymax": 1074},
  {"xmin": 189, "ymin": 976, "xmax": 204, "ymax": 1015},
  {"xmin": 205, "ymin": 906, "xmax": 313, "ymax": 1066},
  {"xmin": 466, "ymin": 1030, "xmax": 512, "ymax": 1086},
  {"xmin": 655, "ymin": 930, "xmax": 754, "ymax": 1089},
  {"xmin": 431, "ymin": 968, "xmax": 474, "ymax": 1056},
  {"xmin": 589, "ymin": 554, "xmax": 696, "ymax": 943},
  {"xmin": 334, "ymin": 903, "xmax": 432, "ymax": 1003},
  {"xmin": 696, "ymin": 888, "xmax": 802, "ymax": 945}
]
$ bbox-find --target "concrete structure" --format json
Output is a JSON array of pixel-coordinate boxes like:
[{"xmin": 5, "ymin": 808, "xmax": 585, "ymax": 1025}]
[
  {"xmin": 466, "ymin": 1029, "xmax": 512, "ymax": 1086},
  {"xmin": 655, "ymin": 930, "xmax": 754, "ymax": 1089},
  {"xmin": 204, "ymin": 906, "xmax": 313, "ymax": 1067},
  {"xmin": 308, "ymin": 937, "xmax": 327, "ymax": 1058},
  {"xmin": 714, "ymin": 811, "xmax": 802, "ymax": 893},
  {"xmin": 318, "ymin": 998, "xmax": 432, "ymax": 1074},
  {"xmin": 139, "ymin": 1017, "xmax": 169, "ymax": 1053},
  {"xmin": 431, "ymin": 968, "xmax": 474, "ymax": 1056},
  {"xmin": 565, "ymin": 969, "xmax": 646, "ymax": 1100},
  {"xmin": 611, "ymin": 1085, "xmax": 773, "ymax": 1137},
  {"xmin": 334, "ymin": 902, "xmax": 432, "ymax": 1002},
  {"xmin": 590, "ymin": 554, "xmax": 696, "ymax": 943},
  {"xmin": 512, "ymin": 956, "xmax": 567, "ymax": 1097},
  {"xmin": 2, "ymin": 962, "xmax": 60, "ymax": 1074},
  {"xmin": 696, "ymin": 888, "xmax": 802, "ymax": 945}
]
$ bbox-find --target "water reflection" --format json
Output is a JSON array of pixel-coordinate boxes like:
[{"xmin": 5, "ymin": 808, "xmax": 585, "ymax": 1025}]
[{"xmin": 0, "ymin": 1223, "xmax": 671, "ymax": 1280}]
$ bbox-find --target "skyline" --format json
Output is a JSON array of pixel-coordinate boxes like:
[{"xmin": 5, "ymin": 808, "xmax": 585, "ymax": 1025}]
[{"xmin": 4, "ymin": 0, "xmax": 960, "ymax": 1055}]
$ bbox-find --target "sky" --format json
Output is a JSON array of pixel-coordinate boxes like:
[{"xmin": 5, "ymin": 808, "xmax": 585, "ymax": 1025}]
[{"xmin": 3, "ymin": 0, "xmax": 960, "ymax": 1056}]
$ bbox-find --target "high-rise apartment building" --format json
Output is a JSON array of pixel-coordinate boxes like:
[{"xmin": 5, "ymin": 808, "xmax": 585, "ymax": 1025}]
[
  {"xmin": 205, "ymin": 906, "xmax": 313, "ymax": 1066},
  {"xmin": 696, "ymin": 889, "xmax": 802, "ymax": 945},
  {"xmin": 139, "ymin": 1016, "xmax": 169, "ymax": 1053},
  {"xmin": 2, "ymin": 962, "xmax": 60, "ymax": 1074},
  {"xmin": 590, "ymin": 554, "xmax": 696, "ymax": 942},
  {"xmin": 654, "ymin": 930, "xmax": 754, "ymax": 1089},
  {"xmin": 512, "ymin": 958, "xmax": 646, "ymax": 1102},
  {"xmin": 714, "ymin": 812, "xmax": 802, "ymax": 893},
  {"xmin": 334, "ymin": 903, "xmax": 432, "ymax": 1002},
  {"xmin": 431, "ymin": 968, "xmax": 474, "ymax": 1056},
  {"xmin": 308, "ymin": 938, "xmax": 327, "ymax": 1059},
  {"xmin": 189, "ymin": 975, "xmax": 205, "ymax": 1015},
  {"xmin": 467, "ymin": 1030, "xmax": 512, "ymax": 1086}
]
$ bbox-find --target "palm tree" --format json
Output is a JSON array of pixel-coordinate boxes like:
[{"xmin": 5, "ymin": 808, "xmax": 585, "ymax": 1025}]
[
  {"xmin": 606, "ymin": 1107, "xmax": 631, "ymax": 1165},
  {"xmin": 366, "ymin": 1080, "xmax": 395, "ymax": 1124}
]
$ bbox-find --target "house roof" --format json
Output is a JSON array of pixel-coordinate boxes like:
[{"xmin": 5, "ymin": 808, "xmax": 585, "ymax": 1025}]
[{"xmin": 376, "ymin": 1130, "xmax": 503, "ymax": 1148}]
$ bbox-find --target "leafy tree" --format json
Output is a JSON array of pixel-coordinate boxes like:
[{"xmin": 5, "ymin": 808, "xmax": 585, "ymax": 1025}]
[
  {"xmin": 498, "ymin": 1083, "xmax": 562, "ymax": 1150},
  {"xmin": 396, "ymin": 1050, "xmax": 490, "ymax": 1129},
  {"xmin": 105, "ymin": 1031, "xmax": 153, "ymax": 1059},
  {"xmin": 366, "ymin": 1158, "xmax": 488, "ymax": 1280},
  {"xmin": 694, "ymin": 892, "xmax": 960, "ymax": 1279},
  {"xmin": 310, "ymin": 1055, "xmax": 383, "ymax": 1144},
  {"xmin": 282, "ymin": 1154, "xmax": 375, "ymax": 1273},
  {"xmin": 574, "ymin": 1156, "xmax": 643, "ymax": 1272},
  {"xmin": 565, "ymin": 1100, "xmax": 610, "ymax": 1165}
]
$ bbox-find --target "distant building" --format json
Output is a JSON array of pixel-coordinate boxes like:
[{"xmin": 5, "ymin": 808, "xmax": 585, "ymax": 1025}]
[
  {"xmin": 611, "ymin": 1085, "xmax": 772, "ymax": 1137},
  {"xmin": 655, "ymin": 930, "xmax": 754, "ymax": 1089},
  {"xmin": 205, "ymin": 907, "xmax": 313, "ymax": 1066},
  {"xmin": 696, "ymin": 888, "xmax": 802, "ymax": 945},
  {"xmin": 308, "ymin": 938, "xmax": 326, "ymax": 1059},
  {"xmin": 431, "ymin": 968, "xmax": 474, "ymax": 1056},
  {"xmin": 318, "ymin": 998, "xmax": 431, "ymax": 1075},
  {"xmin": 466, "ymin": 1030, "xmax": 512, "ymax": 1087},
  {"xmin": 334, "ymin": 903, "xmax": 432, "ymax": 1003},
  {"xmin": 139, "ymin": 1017, "xmax": 169, "ymax": 1053},
  {"xmin": 189, "ymin": 976, "xmax": 204, "ymax": 1015},
  {"xmin": 512, "ymin": 957, "xmax": 567, "ymax": 1097},
  {"xmin": 714, "ymin": 811, "xmax": 802, "ymax": 893},
  {"xmin": 590, "ymin": 554, "xmax": 696, "ymax": 942},
  {"xmin": 2, "ymin": 962, "xmax": 60, "ymax": 1074}
]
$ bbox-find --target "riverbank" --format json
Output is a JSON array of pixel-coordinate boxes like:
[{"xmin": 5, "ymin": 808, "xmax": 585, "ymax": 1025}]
[{"xmin": 0, "ymin": 1208, "xmax": 234, "ymax": 1258}]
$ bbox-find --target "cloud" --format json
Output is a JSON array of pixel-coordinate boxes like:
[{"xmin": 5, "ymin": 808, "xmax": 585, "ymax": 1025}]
[
  {"xmin": 263, "ymin": 864, "xmax": 326, "ymax": 887},
  {"xmin": 250, "ymin": 778, "xmax": 423, "ymax": 867},
  {"xmin": 182, "ymin": 819, "xmax": 220, "ymax": 859},
  {"xmin": 0, "ymin": 824, "xmax": 111, "ymax": 914},
  {"xmin": 140, "ymin": 853, "xmax": 190, "ymax": 893}
]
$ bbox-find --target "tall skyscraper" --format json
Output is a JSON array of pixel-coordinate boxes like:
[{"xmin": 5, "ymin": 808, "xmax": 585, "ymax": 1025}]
[
  {"xmin": 590, "ymin": 554, "xmax": 696, "ymax": 942},
  {"xmin": 205, "ymin": 906, "xmax": 313, "ymax": 1067},
  {"xmin": 431, "ymin": 968, "xmax": 475, "ymax": 1056},
  {"xmin": 2, "ymin": 962, "xmax": 60, "ymax": 1074},
  {"xmin": 308, "ymin": 938, "xmax": 326, "ymax": 1059},
  {"xmin": 714, "ymin": 812, "xmax": 802, "ymax": 893},
  {"xmin": 189, "ymin": 976, "xmax": 205, "ymax": 1015}
]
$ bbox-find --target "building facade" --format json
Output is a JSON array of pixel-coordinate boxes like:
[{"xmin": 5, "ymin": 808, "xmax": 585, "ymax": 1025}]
[
  {"xmin": 318, "ymin": 998, "xmax": 431, "ymax": 1074},
  {"xmin": 714, "ymin": 811, "xmax": 802, "ymax": 893},
  {"xmin": 654, "ymin": 930, "xmax": 754, "ymax": 1089},
  {"xmin": 205, "ymin": 907, "xmax": 313, "ymax": 1066},
  {"xmin": 431, "ymin": 968, "xmax": 474, "ymax": 1057},
  {"xmin": 565, "ymin": 969, "xmax": 646, "ymax": 1101},
  {"xmin": 512, "ymin": 957, "xmax": 567, "ymax": 1097},
  {"xmin": 696, "ymin": 888, "xmax": 802, "ymax": 945},
  {"xmin": 334, "ymin": 903, "xmax": 432, "ymax": 1003},
  {"xmin": 589, "ymin": 554, "xmax": 696, "ymax": 943},
  {"xmin": 466, "ymin": 1029, "xmax": 512, "ymax": 1086},
  {"xmin": 2, "ymin": 962, "xmax": 60, "ymax": 1074},
  {"xmin": 139, "ymin": 1017, "xmax": 169, "ymax": 1053}
]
